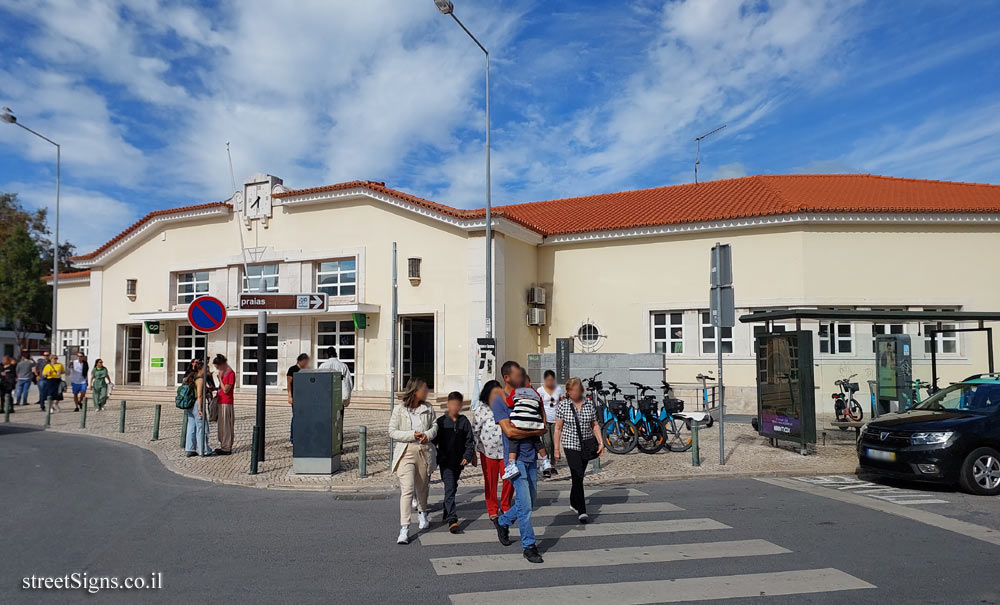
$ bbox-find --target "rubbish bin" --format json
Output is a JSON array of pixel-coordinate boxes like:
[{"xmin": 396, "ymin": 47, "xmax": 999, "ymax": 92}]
[{"xmin": 292, "ymin": 369, "xmax": 344, "ymax": 474}]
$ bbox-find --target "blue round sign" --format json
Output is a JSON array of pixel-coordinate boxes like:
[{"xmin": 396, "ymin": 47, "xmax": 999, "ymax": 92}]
[{"xmin": 187, "ymin": 295, "xmax": 227, "ymax": 333}]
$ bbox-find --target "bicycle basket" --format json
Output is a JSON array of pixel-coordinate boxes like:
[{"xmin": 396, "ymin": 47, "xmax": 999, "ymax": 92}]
[
  {"xmin": 638, "ymin": 397, "xmax": 658, "ymax": 416},
  {"xmin": 663, "ymin": 398, "xmax": 684, "ymax": 414},
  {"xmin": 609, "ymin": 399, "xmax": 628, "ymax": 414},
  {"xmin": 848, "ymin": 382, "xmax": 859, "ymax": 392}
]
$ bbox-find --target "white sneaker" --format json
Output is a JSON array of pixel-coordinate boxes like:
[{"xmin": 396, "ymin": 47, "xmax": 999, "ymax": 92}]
[
  {"xmin": 397, "ymin": 526, "xmax": 409, "ymax": 544},
  {"xmin": 501, "ymin": 462, "xmax": 521, "ymax": 481},
  {"xmin": 539, "ymin": 456, "xmax": 553, "ymax": 472},
  {"xmin": 578, "ymin": 513, "xmax": 590, "ymax": 524},
  {"xmin": 411, "ymin": 497, "xmax": 418, "ymax": 511},
  {"xmin": 417, "ymin": 511, "xmax": 431, "ymax": 530}
]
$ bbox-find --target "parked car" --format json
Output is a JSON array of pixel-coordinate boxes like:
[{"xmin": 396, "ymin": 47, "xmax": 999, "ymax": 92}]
[{"xmin": 857, "ymin": 374, "xmax": 1000, "ymax": 495}]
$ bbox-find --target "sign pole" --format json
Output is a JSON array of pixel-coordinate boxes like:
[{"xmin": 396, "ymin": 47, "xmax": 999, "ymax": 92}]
[
  {"xmin": 715, "ymin": 278, "xmax": 725, "ymax": 466},
  {"xmin": 256, "ymin": 308, "xmax": 267, "ymax": 463},
  {"xmin": 389, "ymin": 242, "xmax": 398, "ymax": 456}
]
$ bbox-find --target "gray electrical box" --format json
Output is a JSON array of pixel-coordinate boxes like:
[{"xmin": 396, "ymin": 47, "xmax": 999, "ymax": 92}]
[{"xmin": 292, "ymin": 369, "xmax": 344, "ymax": 474}]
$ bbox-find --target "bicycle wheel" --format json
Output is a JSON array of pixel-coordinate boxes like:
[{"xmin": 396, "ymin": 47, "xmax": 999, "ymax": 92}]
[
  {"xmin": 602, "ymin": 418, "xmax": 638, "ymax": 454},
  {"xmin": 847, "ymin": 400, "xmax": 864, "ymax": 421},
  {"xmin": 663, "ymin": 417, "xmax": 693, "ymax": 452},
  {"xmin": 636, "ymin": 418, "xmax": 666, "ymax": 454}
]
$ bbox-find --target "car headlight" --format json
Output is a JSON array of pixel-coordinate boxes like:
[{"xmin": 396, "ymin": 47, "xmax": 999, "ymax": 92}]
[{"xmin": 910, "ymin": 431, "xmax": 953, "ymax": 446}]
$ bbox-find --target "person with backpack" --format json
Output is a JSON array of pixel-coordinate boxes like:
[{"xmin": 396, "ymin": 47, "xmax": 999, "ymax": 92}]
[{"xmin": 178, "ymin": 359, "xmax": 212, "ymax": 457}]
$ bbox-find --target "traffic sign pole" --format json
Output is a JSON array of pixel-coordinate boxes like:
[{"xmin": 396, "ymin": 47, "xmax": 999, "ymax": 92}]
[{"xmin": 256, "ymin": 309, "xmax": 267, "ymax": 463}]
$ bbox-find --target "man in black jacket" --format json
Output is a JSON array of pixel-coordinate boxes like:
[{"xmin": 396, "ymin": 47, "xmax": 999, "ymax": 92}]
[{"xmin": 433, "ymin": 391, "xmax": 476, "ymax": 533}]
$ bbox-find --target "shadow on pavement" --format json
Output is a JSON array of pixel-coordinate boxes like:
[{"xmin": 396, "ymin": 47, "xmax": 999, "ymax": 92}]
[{"xmin": 0, "ymin": 424, "xmax": 46, "ymax": 436}]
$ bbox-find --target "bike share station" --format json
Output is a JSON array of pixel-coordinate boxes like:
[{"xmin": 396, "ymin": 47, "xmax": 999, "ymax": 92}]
[{"xmin": 740, "ymin": 309, "xmax": 1000, "ymax": 455}]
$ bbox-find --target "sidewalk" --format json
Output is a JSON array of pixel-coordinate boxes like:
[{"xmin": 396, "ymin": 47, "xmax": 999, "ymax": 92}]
[{"xmin": 4, "ymin": 400, "xmax": 859, "ymax": 492}]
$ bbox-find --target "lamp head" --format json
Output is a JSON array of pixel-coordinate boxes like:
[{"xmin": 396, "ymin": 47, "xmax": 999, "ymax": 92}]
[
  {"xmin": 434, "ymin": 0, "xmax": 454, "ymax": 14},
  {"xmin": 1, "ymin": 107, "xmax": 15, "ymax": 124}
]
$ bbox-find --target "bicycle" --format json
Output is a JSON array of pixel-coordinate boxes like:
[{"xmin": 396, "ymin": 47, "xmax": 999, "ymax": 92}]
[
  {"xmin": 600, "ymin": 381, "xmax": 638, "ymax": 454},
  {"xmin": 832, "ymin": 374, "xmax": 864, "ymax": 427},
  {"xmin": 658, "ymin": 382, "xmax": 693, "ymax": 452},
  {"xmin": 630, "ymin": 382, "xmax": 667, "ymax": 454}
]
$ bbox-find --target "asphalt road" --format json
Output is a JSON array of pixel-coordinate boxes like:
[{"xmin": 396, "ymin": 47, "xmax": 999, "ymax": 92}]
[{"xmin": 2, "ymin": 425, "xmax": 999, "ymax": 604}]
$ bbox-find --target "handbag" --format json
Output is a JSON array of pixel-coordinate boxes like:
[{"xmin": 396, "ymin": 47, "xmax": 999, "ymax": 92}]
[
  {"xmin": 208, "ymin": 394, "xmax": 219, "ymax": 422},
  {"xmin": 570, "ymin": 401, "xmax": 600, "ymax": 461}
]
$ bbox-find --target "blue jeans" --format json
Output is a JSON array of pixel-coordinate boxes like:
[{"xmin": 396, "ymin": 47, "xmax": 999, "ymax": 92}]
[
  {"xmin": 498, "ymin": 460, "xmax": 538, "ymax": 549},
  {"xmin": 15, "ymin": 379, "xmax": 31, "ymax": 405},
  {"xmin": 185, "ymin": 407, "xmax": 212, "ymax": 455}
]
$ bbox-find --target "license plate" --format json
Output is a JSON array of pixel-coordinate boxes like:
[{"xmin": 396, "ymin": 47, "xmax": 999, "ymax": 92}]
[{"xmin": 865, "ymin": 448, "xmax": 896, "ymax": 462}]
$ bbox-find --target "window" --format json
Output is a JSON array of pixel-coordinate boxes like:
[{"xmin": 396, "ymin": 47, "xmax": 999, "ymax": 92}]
[
  {"xmin": 871, "ymin": 308, "xmax": 904, "ymax": 352},
  {"xmin": 923, "ymin": 308, "xmax": 958, "ymax": 354},
  {"xmin": 58, "ymin": 329, "xmax": 89, "ymax": 356},
  {"xmin": 408, "ymin": 257, "xmax": 421, "ymax": 280},
  {"xmin": 316, "ymin": 259, "xmax": 357, "ymax": 297},
  {"xmin": 176, "ymin": 271, "xmax": 210, "ymax": 304},
  {"xmin": 242, "ymin": 264, "xmax": 279, "ymax": 293},
  {"xmin": 126, "ymin": 278, "xmax": 137, "ymax": 298},
  {"xmin": 316, "ymin": 320, "xmax": 357, "ymax": 373},
  {"xmin": 175, "ymin": 325, "xmax": 206, "ymax": 384},
  {"xmin": 241, "ymin": 322, "xmax": 278, "ymax": 386},
  {"xmin": 578, "ymin": 323, "xmax": 599, "ymax": 345},
  {"xmin": 819, "ymin": 322, "xmax": 853, "ymax": 354},
  {"xmin": 652, "ymin": 312, "xmax": 684, "ymax": 354},
  {"xmin": 700, "ymin": 312, "xmax": 733, "ymax": 354}
]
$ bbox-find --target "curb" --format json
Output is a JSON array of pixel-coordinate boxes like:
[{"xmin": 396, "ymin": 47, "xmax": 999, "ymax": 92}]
[{"xmin": 25, "ymin": 422, "xmax": 858, "ymax": 494}]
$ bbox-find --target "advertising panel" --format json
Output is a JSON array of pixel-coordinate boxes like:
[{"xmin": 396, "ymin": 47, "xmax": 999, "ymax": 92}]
[{"xmin": 755, "ymin": 331, "xmax": 816, "ymax": 446}]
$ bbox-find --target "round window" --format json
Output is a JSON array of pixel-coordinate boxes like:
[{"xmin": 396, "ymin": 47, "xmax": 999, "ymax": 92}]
[{"xmin": 577, "ymin": 323, "xmax": 599, "ymax": 345}]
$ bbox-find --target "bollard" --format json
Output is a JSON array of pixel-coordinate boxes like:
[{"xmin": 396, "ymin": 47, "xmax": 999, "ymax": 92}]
[
  {"xmin": 4, "ymin": 396, "xmax": 10, "ymax": 423},
  {"xmin": 152, "ymin": 404, "xmax": 161, "ymax": 441},
  {"xmin": 180, "ymin": 411, "xmax": 188, "ymax": 448},
  {"xmin": 249, "ymin": 425, "xmax": 260, "ymax": 475},
  {"xmin": 691, "ymin": 421, "xmax": 701, "ymax": 467},
  {"xmin": 119, "ymin": 400, "xmax": 126, "ymax": 433},
  {"xmin": 593, "ymin": 451, "xmax": 601, "ymax": 473},
  {"xmin": 46, "ymin": 398, "xmax": 52, "ymax": 426},
  {"xmin": 358, "ymin": 425, "xmax": 367, "ymax": 478},
  {"xmin": 80, "ymin": 397, "xmax": 88, "ymax": 428}
]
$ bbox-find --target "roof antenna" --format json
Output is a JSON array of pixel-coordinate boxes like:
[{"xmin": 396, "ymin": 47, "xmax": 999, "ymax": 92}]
[
  {"xmin": 694, "ymin": 124, "xmax": 726, "ymax": 184},
  {"xmin": 226, "ymin": 141, "xmax": 252, "ymax": 281}
]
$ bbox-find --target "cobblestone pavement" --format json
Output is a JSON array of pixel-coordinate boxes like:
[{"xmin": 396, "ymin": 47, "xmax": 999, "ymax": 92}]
[{"xmin": 3, "ymin": 401, "xmax": 859, "ymax": 491}]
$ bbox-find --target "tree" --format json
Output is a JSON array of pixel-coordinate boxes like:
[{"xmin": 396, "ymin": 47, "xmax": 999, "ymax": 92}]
[
  {"xmin": 0, "ymin": 227, "xmax": 50, "ymax": 350},
  {"xmin": 0, "ymin": 191, "xmax": 78, "ymax": 274}
]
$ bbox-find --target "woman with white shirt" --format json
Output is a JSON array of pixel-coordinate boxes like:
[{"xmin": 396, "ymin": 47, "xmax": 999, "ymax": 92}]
[
  {"xmin": 472, "ymin": 380, "xmax": 514, "ymax": 521},
  {"xmin": 537, "ymin": 370, "xmax": 563, "ymax": 479},
  {"xmin": 389, "ymin": 378, "xmax": 438, "ymax": 544}
]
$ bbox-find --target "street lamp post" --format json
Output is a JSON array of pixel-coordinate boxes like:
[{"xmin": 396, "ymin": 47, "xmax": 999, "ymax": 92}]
[
  {"xmin": 2, "ymin": 107, "xmax": 60, "ymax": 352},
  {"xmin": 434, "ymin": 0, "xmax": 493, "ymax": 338}
]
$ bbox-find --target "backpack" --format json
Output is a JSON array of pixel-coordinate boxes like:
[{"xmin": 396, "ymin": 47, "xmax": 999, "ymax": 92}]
[
  {"xmin": 175, "ymin": 383, "xmax": 196, "ymax": 409},
  {"xmin": 509, "ymin": 388, "xmax": 545, "ymax": 430}
]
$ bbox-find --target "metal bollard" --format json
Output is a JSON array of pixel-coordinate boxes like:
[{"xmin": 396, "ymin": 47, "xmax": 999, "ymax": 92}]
[
  {"xmin": 691, "ymin": 421, "xmax": 701, "ymax": 467},
  {"xmin": 119, "ymin": 400, "xmax": 126, "ymax": 433},
  {"xmin": 358, "ymin": 425, "xmax": 367, "ymax": 478},
  {"xmin": 180, "ymin": 411, "xmax": 188, "ymax": 448},
  {"xmin": 593, "ymin": 451, "xmax": 601, "ymax": 473},
  {"xmin": 80, "ymin": 397, "xmax": 88, "ymax": 428},
  {"xmin": 249, "ymin": 425, "xmax": 260, "ymax": 475},
  {"xmin": 4, "ymin": 396, "xmax": 10, "ymax": 423},
  {"xmin": 152, "ymin": 404, "xmax": 161, "ymax": 440},
  {"xmin": 46, "ymin": 398, "xmax": 52, "ymax": 426}
]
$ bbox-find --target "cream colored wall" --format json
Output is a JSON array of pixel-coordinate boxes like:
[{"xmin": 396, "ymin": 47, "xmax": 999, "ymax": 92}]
[
  {"xmin": 88, "ymin": 197, "xmax": 473, "ymax": 393},
  {"xmin": 55, "ymin": 281, "xmax": 92, "ymax": 333},
  {"xmin": 501, "ymin": 234, "xmax": 540, "ymax": 374}
]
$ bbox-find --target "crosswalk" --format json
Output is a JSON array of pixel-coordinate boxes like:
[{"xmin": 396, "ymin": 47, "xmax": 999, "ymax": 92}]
[{"xmin": 412, "ymin": 485, "xmax": 877, "ymax": 603}]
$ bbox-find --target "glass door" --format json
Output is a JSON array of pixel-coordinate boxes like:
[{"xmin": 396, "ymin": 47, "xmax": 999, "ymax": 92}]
[{"xmin": 125, "ymin": 325, "xmax": 142, "ymax": 384}]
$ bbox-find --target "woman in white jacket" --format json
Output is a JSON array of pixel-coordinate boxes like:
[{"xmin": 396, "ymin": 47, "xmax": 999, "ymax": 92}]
[{"xmin": 389, "ymin": 377, "xmax": 438, "ymax": 544}]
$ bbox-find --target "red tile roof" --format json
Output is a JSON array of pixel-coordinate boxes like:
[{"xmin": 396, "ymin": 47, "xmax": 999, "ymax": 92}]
[
  {"xmin": 71, "ymin": 202, "xmax": 229, "ymax": 261},
  {"xmin": 75, "ymin": 175, "xmax": 1000, "ymax": 261},
  {"xmin": 41, "ymin": 270, "xmax": 91, "ymax": 282}
]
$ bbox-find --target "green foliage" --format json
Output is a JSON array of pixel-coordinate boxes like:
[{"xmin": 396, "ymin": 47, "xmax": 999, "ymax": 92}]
[{"xmin": 0, "ymin": 226, "xmax": 50, "ymax": 344}]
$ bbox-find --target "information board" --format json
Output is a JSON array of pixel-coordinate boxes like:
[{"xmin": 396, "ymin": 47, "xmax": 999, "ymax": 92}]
[
  {"xmin": 755, "ymin": 330, "xmax": 816, "ymax": 447},
  {"xmin": 875, "ymin": 334, "xmax": 913, "ymax": 415}
]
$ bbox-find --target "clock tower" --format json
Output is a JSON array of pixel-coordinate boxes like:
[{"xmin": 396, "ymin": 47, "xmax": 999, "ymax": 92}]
[{"xmin": 234, "ymin": 173, "xmax": 284, "ymax": 228}]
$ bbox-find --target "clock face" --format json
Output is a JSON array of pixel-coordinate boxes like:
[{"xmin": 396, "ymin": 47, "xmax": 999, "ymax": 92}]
[{"xmin": 243, "ymin": 181, "xmax": 272, "ymax": 219}]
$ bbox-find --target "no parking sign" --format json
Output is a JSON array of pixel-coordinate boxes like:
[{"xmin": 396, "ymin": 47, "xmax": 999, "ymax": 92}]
[{"xmin": 186, "ymin": 296, "xmax": 227, "ymax": 333}]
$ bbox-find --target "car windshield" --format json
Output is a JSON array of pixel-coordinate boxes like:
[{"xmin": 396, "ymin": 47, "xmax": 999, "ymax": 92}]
[{"xmin": 913, "ymin": 382, "xmax": 1000, "ymax": 413}]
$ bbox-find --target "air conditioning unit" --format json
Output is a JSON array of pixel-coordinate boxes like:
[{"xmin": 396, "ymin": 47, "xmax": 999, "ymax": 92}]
[
  {"xmin": 527, "ymin": 308, "xmax": 547, "ymax": 326},
  {"xmin": 527, "ymin": 286, "xmax": 546, "ymax": 306}
]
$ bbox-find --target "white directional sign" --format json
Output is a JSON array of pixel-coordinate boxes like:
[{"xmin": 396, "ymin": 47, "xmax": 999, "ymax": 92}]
[{"xmin": 238, "ymin": 292, "xmax": 328, "ymax": 311}]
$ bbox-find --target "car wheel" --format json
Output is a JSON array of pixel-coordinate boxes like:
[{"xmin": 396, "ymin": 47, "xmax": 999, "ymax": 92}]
[{"xmin": 958, "ymin": 447, "xmax": 1000, "ymax": 496}]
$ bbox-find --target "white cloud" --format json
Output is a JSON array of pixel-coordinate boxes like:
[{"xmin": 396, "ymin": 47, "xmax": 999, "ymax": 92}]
[
  {"xmin": 5, "ymin": 180, "xmax": 138, "ymax": 253},
  {"xmin": 710, "ymin": 162, "xmax": 748, "ymax": 180}
]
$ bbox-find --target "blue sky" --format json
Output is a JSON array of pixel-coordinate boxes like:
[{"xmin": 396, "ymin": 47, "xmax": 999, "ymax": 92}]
[{"xmin": 1, "ymin": 0, "xmax": 999, "ymax": 253}]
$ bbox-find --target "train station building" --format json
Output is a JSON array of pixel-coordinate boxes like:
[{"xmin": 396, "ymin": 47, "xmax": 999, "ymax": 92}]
[{"xmin": 48, "ymin": 173, "xmax": 1000, "ymax": 411}]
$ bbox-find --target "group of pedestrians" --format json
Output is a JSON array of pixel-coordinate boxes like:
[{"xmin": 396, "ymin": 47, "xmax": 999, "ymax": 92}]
[
  {"xmin": 390, "ymin": 360, "xmax": 604, "ymax": 564},
  {"xmin": 0, "ymin": 350, "xmax": 113, "ymax": 413}
]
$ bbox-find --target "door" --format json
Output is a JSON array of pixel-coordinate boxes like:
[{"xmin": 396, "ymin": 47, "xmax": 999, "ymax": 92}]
[
  {"xmin": 124, "ymin": 325, "xmax": 143, "ymax": 384},
  {"xmin": 400, "ymin": 316, "xmax": 434, "ymax": 390},
  {"xmin": 175, "ymin": 324, "xmax": 207, "ymax": 385}
]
